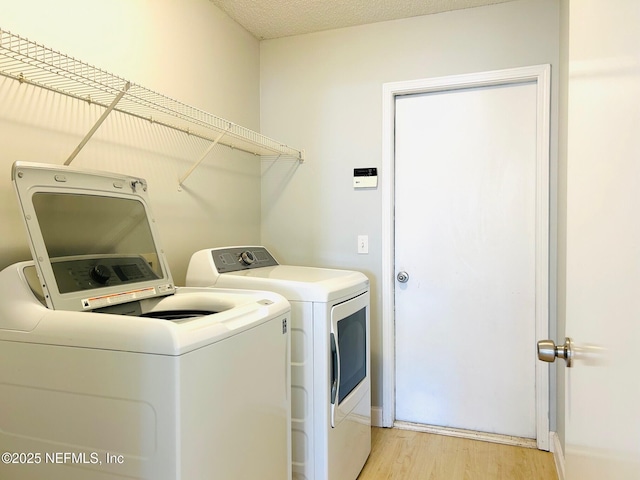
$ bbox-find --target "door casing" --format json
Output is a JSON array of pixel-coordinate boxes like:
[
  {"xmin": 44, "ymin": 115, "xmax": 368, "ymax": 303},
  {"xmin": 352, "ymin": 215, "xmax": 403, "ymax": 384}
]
[{"xmin": 380, "ymin": 65, "xmax": 551, "ymax": 450}]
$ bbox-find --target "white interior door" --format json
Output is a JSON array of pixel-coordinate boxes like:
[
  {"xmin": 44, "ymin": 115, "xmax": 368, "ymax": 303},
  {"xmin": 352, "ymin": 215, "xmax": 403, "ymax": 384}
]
[
  {"xmin": 393, "ymin": 74, "xmax": 548, "ymax": 443},
  {"xmin": 563, "ymin": 1, "xmax": 640, "ymax": 478}
]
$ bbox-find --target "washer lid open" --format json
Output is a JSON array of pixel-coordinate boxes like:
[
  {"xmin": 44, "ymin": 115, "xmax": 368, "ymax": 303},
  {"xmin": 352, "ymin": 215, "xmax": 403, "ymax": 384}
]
[{"xmin": 12, "ymin": 161, "xmax": 176, "ymax": 312}]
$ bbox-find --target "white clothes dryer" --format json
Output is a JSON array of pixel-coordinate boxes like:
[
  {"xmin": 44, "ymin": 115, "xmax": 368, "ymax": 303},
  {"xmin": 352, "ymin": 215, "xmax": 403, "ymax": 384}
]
[
  {"xmin": 0, "ymin": 163, "xmax": 291, "ymax": 480},
  {"xmin": 186, "ymin": 246, "xmax": 371, "ymax": 480}
]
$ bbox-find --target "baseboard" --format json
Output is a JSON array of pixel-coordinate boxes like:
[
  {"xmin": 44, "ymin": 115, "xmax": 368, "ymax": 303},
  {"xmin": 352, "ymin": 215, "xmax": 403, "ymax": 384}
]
[
  {"xmin": 393, "ymin": 421, "xmax": 538, "ymax": 449},
  {"xmin": 371, "ymin": 407, "xmax": 383, "ymax": 427},
  {"xmin": 550, "ymin": 431, "xmax": 565, "ymax": 480}
]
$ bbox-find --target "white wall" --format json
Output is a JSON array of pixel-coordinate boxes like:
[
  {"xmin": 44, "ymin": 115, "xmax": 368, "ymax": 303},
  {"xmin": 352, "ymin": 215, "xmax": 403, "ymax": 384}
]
[
  {"xmin": 260, "ymin": 0, "xmax": 560, "ymax": 413},
  {"xmin": 0, "ymin": 0, "xmax": 261, "ymax": 284}
]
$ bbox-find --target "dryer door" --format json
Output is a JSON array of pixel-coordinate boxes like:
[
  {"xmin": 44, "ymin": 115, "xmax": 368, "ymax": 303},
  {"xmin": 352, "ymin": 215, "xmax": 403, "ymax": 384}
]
[{"xmin": 330, "ymin": 290, "xmax": 370, "ymax": 428}]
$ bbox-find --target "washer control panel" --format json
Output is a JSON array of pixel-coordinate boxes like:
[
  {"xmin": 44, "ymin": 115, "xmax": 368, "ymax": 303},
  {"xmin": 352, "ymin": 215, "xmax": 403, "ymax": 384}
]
[
  {"xmin": 210, "ymin": 246, "xmax": 278, "ymax": 274},
  {"xmin": 51, "ymin": 255, "xmax": 160, "ymax": 293}
]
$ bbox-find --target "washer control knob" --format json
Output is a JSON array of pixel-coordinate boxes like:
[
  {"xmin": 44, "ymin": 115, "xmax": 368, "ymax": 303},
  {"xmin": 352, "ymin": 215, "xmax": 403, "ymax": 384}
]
[
  {"xmin": 90, "ymin": 264, "xmax": 111, "ymax": 284},
  {"xmin": 240, "ymin": 251, "xmax": 256, "ymax": 265}
]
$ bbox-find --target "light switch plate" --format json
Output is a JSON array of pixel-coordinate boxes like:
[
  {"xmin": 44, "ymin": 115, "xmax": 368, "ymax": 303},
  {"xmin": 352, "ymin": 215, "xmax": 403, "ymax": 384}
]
[{"xmin": 358, "ymin": 235, "xmax": 369, "ymax": 254}]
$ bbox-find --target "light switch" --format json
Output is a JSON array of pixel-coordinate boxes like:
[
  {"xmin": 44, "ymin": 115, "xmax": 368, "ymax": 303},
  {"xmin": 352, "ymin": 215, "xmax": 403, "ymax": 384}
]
[{"xmin": 358, "ymin": 235, "xmax": 369, "ymax": 254}]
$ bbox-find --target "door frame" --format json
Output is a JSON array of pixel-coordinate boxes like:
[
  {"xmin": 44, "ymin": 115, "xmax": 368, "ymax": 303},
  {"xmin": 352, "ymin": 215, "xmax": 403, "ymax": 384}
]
[{"xmin": 381, "ymin": 65, "xmax": 551, "ymax": 450}]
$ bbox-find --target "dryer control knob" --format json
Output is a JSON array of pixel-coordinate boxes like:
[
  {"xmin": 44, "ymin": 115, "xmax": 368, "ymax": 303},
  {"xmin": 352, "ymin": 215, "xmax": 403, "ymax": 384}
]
[
  {"xmin": 90, "ymin": 264, "xmax": 112, "ymax": 284},
  {"xmin": 240, "ymin": 251, "xmax": 256, "ymax": 265}
]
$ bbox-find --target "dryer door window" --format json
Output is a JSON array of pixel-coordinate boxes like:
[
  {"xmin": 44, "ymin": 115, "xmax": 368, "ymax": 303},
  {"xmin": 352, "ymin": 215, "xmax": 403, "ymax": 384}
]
[
  {"xmin": 336, "ymin": 307, "xmax": 366, "ymax": 403},
  {"xmin": 330, "ymin": 291, "xmax": 370, "ymax": 428}
]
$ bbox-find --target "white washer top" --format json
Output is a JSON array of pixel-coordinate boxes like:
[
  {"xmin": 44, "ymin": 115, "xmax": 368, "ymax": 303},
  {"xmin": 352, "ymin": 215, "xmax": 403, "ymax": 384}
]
[
  {"xmin": 3, "ymin": 164, "xmax": 291, "ymax": 354},
  {"xmin": 0, "ymin": 260, "xmax": 290, "ymax": 354},
  {"xmin": 187, "ymin": 247, "xmax": 369, "ymax": 302}
]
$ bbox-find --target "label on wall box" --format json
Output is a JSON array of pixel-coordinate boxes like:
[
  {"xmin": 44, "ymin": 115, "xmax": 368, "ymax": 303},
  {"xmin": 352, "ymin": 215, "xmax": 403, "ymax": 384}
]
[{"xmin": 353, "ymin": 168, "xmax": 378, "ymax": 188}]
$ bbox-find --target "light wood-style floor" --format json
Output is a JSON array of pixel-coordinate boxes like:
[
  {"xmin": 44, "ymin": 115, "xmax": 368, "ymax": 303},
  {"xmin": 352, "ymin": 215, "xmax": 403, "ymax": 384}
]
[{"xmin": 357, "ymin": 428, "xmax": 558, "ymax": 480}]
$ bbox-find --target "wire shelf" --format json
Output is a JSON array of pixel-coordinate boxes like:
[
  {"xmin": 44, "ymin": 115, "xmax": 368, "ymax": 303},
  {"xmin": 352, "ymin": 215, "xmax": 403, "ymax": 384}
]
[{"xmin": 0, "ymin": 27, "xmax": 304, "ymax": 161}]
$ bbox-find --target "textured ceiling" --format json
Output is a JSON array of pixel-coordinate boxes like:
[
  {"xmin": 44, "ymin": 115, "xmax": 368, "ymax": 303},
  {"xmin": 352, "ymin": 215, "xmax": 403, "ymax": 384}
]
[{"xmin": 209, "ymin": 0, "xmax": 518, "ymax": 39}]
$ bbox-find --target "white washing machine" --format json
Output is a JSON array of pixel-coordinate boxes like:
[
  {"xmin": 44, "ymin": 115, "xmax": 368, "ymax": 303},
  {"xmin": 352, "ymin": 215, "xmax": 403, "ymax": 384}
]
[
  {"xmin": 0, "ymin": 163, "xmax": 291, "ymax": 480},
  {"xmin": 186, "ymin": 246, "xmax": 371, "ymax": 480}
]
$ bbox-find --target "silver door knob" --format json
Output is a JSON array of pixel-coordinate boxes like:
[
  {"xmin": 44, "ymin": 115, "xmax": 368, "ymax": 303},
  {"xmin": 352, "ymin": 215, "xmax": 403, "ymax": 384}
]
[
  {"xmin": 537, "ymin": 337, "xmax": 574, "ymax": 367},
  {"xmin": 397, "ymin": 271, "xmax": 409, "ymax": 283}
]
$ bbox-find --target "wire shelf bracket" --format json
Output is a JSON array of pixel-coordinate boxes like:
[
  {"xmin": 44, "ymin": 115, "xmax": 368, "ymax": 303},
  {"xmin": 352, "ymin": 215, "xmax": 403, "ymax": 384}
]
[
  {"xmin": 64, "ymin": 81, "xmax": 131, "ymax": 166},
  {"xmin": 0, "ymin": 27, "xmax": 305, "ymax": 178},
  {"xmin": 178, "ymin": 123, "xmax": 232, "ymax": 188}
]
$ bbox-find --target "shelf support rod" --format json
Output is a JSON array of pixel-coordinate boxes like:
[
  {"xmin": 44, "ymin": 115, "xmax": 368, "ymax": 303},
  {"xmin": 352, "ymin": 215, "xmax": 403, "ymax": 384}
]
[
  {"xmin": 64, "ymin": 82, "xmax": 131, "ymax": 166},
  {"xmin": 178, "ymin": 124, "xmax": 232, "ymax": 186}
]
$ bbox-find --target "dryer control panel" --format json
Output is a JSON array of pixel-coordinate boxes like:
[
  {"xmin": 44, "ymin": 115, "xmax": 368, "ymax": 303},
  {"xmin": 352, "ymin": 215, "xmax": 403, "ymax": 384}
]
[{"xmin": 210, "ymin": 246, "xmax": 278, "ymax": 274}]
